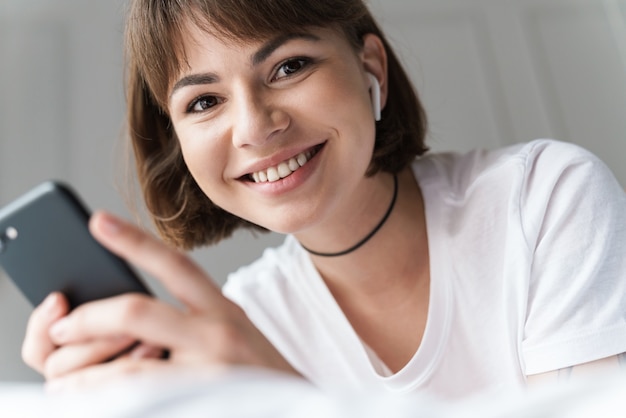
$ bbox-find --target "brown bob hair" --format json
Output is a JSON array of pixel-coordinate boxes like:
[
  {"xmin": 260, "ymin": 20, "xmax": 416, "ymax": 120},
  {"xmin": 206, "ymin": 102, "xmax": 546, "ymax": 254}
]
[{"xmin": 124, "ymin": 0, "xmax": 428, "ymax": 250}]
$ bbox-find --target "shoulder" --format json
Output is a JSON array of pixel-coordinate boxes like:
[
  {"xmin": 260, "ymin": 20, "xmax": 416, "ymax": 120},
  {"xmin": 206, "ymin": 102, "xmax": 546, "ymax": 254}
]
[
  {"xmin": 506, "ymin": 140, "xmax": 625, "ymax": 221},
  {"xmin": 520, "ymin": 139, "xmax": 617, "ymax": 183},
  {"xmin": 416, "ymin": 139, "xmax": 598, "ymax": 177},
  {"xmin": 414, "ymin": 139, "xmax": 619, "ymax": 197},
  {"xmin": 222, "ymin": 235, "xmax": 304, "ymax": 306}
]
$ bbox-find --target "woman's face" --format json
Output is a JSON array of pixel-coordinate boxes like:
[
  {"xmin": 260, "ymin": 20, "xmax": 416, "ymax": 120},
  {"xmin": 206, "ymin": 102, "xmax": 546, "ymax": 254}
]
[{"xmin": 168, "ymin": 24, "xmax": 385, "ymax": 235}]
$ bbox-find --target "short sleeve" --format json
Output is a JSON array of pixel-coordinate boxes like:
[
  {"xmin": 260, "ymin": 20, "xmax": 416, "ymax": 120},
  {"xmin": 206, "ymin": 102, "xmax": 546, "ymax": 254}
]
[{"xmin": 520, "ymin": 140, "xmax": 626, "ymax": 375}]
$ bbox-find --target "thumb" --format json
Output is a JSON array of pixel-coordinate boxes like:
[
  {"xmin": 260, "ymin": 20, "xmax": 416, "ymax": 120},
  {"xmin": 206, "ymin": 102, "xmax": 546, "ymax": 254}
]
[{"xmin": 88, "ymin": 211, "xmax": 223, "ymax": 312}]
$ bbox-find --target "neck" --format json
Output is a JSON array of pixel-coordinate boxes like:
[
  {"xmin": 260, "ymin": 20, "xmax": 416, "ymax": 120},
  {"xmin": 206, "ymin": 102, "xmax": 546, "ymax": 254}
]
[
  {"xmin": 302, "ymin": 168, "xmax": 429, "ymax": 300},
  {"xmin": 300, "ymin": 174, "xmax": 398, "ymax": 257}
]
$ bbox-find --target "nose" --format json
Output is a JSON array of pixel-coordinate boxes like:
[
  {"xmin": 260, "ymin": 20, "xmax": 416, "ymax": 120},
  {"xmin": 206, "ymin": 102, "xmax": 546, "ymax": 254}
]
[{"xmin": 231, "ymin": 87, "xmax": 289, "ymax": 148}]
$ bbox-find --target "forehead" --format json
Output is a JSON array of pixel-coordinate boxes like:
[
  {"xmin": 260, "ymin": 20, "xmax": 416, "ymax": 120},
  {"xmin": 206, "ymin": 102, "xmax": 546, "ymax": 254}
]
[
  {"xmin": 178, "ymin": 20, "xmax": 261, "ymax": 58},
  {"xmin": 176, "ymin": 22, "xmax": 351, "ymax": 70},
  {"xmin": 130, "ymin": 1, "xmax": 368, "ymax": 107},
  {"xmin": 176, "ymin": 1, "xmax": 355, "ymax": 46},
  {"xmin": 166, "ymin": 20, "xmax": 360, "ymax": 101}
]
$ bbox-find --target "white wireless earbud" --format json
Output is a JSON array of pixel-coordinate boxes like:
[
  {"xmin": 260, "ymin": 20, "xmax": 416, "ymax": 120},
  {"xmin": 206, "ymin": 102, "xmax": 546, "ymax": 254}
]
[{"xmin": 366, "ymin": 72, "xmax": 381, "ymax": 122}]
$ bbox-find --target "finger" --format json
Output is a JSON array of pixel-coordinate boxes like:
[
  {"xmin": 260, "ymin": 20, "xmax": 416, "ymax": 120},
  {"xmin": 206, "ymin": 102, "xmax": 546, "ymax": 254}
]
[
  {"xmin": 44, "ymin": 336, "xmax": 136, "ymax": 380},
  {"xmin": 89, "ymin": 211, "xmax": 222, "ymax": 312},
  {"xmin": 124, "ymin": 343, "xmax": 166, "ymax": 360},
  {"xmin": 48, "ymin": 293, "xmax": 198, "ymax": 351},
  {"xmin": 22, "ymin": 292, "xmax": 69, "ymax": 373},
  {"xmin": 45, "ymin": 358, "xmax": 171, "ymax": 394}
]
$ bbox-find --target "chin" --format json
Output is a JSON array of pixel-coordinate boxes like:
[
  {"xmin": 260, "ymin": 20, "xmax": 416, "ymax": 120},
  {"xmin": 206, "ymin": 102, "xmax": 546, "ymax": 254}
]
[{"xmin": 253, "ymin": 213, "xmax": 315, "ymax": 236}]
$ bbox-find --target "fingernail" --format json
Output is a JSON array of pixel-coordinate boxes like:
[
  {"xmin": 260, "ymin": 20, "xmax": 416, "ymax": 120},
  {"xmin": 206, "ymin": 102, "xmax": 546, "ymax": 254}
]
[
  {"xmin": 99, "ymin": 213, "xmax": 122, "ymax": 235},
  {"xmin": 42, "ymin": 293, "xmax": 59, "ymax": 313},
  {"xmin": 41, "ymin": 293, "xmax": 57, "ymax": 312},
  {"xmin": 49, "ymin": 318, "xmax": 68, "ymax": 340}
]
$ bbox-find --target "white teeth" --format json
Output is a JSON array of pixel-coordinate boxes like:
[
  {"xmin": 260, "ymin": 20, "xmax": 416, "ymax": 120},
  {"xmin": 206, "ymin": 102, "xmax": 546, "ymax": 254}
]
[
  {"xmin": 251, "ymin": 150, "xmax": 315, "ymax": 183},
  {"xmin": 266, "ymin": 167, "xmax": 279, "ymax": 182},
  {"xmin": 288, "ymin": 158, "xmax": 299, "ymax": 171},
  {"xmin": 296, "ymin": 153, "xmax": 307, "ymax": 166},
  {"xmin": 276, "ymin": 162, "xmax": 289, "ymax": 178}
]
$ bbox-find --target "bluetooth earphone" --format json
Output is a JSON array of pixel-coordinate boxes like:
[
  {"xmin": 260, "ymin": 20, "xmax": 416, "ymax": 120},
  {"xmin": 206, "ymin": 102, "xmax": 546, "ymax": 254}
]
[{"xmin": 366, "ymin": 72, "xmax": 381, "ymax": 122}]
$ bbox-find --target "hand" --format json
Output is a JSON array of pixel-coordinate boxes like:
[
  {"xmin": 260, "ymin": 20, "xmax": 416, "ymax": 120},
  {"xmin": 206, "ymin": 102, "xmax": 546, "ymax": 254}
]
[
  {"xmin": 22, "ymin": 291, "xmax": 143, "ymax": 378},
  {"xmin": 22, "ymin": 211, "xmax": 298, "ymax": 391}
]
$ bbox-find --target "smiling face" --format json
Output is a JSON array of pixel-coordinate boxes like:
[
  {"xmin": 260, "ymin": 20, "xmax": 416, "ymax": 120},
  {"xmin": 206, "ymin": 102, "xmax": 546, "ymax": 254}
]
[{"xmin": 167, "ymin": 24, "xmax": 388, "ymax": 236}]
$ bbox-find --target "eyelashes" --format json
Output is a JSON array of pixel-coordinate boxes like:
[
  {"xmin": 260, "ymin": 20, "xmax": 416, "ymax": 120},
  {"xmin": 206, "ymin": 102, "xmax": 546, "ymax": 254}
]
[
  {"xmin": 187, "ymin": 94, "xmax": 222, "ymax": 114},
  {"xmin": 184, "ymin": 56, "xmax": 314, "ymax": 115},
  {"xmin": 272, "ymin": 57, "xmax": 312, "ymax": 81}
]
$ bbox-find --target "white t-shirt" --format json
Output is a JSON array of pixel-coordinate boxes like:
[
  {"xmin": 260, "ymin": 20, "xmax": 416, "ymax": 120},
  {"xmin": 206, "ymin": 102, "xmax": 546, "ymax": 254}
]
[{"xmin": 223, "ymin": 140, "xmax": 626, "ymax": 398}]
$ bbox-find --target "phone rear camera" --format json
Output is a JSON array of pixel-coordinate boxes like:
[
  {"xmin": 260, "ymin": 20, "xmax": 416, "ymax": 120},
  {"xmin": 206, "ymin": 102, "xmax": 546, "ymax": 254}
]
[
  {"xmin": 6, "ymin": 227, "xmax": 18, "ymax": 240},
  {"xmin": 0, "ymin": 227, "xmax": 17, "ymax": 254}
]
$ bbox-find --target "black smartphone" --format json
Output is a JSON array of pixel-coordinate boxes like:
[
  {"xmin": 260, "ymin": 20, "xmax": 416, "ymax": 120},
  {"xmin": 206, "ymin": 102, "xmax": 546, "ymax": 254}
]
[{"xmin": 0, "ymin": 180, "xmax": 151, "ymax": 310}]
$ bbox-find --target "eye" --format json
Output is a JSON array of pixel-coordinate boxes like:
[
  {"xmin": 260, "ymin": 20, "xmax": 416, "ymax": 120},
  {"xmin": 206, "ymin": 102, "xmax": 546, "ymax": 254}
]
[
  {"xmin": 187, "ymin": 95, "xmax": 222, "ymax": 113},
  {"xmin": 273, "ymin": 57, "xmax": 311, "ymax": 81}
]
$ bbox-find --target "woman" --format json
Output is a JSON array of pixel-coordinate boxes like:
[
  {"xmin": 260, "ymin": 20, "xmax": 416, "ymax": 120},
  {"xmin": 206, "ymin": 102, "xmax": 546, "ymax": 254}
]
[{"xmin": 22, "ymin": 0, "xmax": 626, "ymax": 397}]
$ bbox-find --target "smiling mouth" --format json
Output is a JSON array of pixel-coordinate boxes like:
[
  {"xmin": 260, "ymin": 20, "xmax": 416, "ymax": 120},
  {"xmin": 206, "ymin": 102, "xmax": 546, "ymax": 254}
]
[{"xmin": 245, "ymin": 144, "xmax": 324, "ymax": 183}]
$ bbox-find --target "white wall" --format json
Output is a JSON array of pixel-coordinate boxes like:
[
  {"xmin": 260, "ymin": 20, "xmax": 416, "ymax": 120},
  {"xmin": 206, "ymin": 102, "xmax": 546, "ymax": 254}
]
[
  {"xmin": 367, "ymin": 0, "xmax": 626, "ymax": 184},
  {"xmin": 1, "ymin": 0, "xmax": 624, "ymax": 382}
]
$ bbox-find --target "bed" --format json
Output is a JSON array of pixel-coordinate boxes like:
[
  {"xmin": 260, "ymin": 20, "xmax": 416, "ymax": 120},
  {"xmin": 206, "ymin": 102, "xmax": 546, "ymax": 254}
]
[{"xmin": 1, "ymin": 367, "xmax": 625, "ymax": 417}]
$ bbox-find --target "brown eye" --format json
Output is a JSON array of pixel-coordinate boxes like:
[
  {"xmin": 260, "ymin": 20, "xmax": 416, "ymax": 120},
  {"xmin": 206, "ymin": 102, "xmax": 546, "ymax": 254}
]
[
  {"xmin": 274, "ymin": 58, "xmax": 310, "ymax": 80},
  {"xmin": 188, "ymin": 95, "xmax": 220, "ymax": 113}
]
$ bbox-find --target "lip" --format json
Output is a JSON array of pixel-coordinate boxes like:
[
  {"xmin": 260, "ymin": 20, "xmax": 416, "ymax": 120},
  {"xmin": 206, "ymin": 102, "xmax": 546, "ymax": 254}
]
[
  {"xmin": 238, "ymin": 142, "xmax": 326, "ymax": 194},
  {"xmin": 236, "ymin": 141, "xmax": 326, "ymax": 181}
]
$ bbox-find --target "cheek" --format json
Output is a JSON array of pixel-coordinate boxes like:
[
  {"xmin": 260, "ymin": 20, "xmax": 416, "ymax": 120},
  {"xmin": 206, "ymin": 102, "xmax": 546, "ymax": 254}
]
[
  {"xmin": 319, "ymin": 71, "xmax": 373, "ymax": 124},
  {"xmin": 176, "ymin": 125, "xmax": 229, "ymax": 195},
  {"xmin": 316, "ymin": 75, "xmax": 377, "ymax": 152}
]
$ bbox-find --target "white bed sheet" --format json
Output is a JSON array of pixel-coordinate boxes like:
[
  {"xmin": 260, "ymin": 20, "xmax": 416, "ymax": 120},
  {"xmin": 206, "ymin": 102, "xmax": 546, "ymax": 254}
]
[{"xmin": 1, "ymin": 367, "xmax": 625, "ymax": 418}]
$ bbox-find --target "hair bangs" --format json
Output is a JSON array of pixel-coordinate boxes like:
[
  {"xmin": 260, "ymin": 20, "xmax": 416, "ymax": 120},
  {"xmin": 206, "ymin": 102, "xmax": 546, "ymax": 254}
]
[{"xmin": 126, "ymin": 0, "xmax": 370, "ymax": 110}]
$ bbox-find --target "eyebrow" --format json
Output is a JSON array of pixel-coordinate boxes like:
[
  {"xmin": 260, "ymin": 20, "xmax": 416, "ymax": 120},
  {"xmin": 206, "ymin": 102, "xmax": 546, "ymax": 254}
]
[
  {"xmin": 170, "ymin": 73, "xmax": 219, "ymax": 98},
  {"xmin": 170, "ymin": 32, "xmax": 321, "ymax": 99},
  {"xmin": 251, "ymin": 32, "xmax": 320, "ymax": 66}
]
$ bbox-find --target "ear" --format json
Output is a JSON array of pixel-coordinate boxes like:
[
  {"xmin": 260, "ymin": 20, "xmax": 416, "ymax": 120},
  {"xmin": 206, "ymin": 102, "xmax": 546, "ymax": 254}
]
[{"xmin": 360, "ymin": 34, "xmax": 388, "ymax": 113}]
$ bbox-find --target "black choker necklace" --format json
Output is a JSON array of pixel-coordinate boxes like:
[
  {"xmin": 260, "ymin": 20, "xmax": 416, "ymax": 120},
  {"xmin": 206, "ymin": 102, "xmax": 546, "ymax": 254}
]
[{"xmin": 301, "ymin": 175, "xmax": 398, "ymax": 257}]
